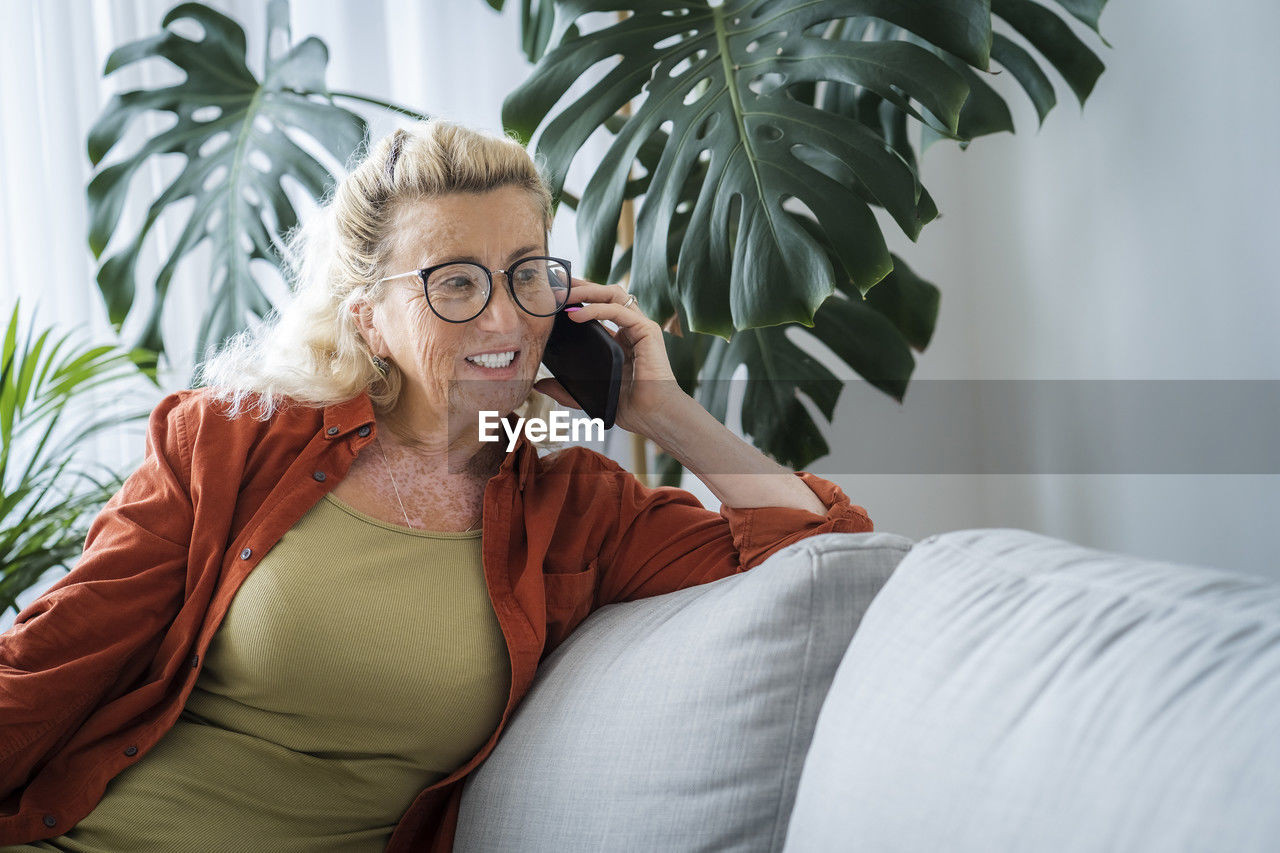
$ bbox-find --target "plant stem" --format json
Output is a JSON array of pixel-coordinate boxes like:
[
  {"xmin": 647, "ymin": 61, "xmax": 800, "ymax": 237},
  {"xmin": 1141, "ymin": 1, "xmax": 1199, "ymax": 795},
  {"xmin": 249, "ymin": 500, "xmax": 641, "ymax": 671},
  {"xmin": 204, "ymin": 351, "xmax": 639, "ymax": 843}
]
[{"xmin": 327, "ymin": 91, "xmax": 431, "ymax": 121}]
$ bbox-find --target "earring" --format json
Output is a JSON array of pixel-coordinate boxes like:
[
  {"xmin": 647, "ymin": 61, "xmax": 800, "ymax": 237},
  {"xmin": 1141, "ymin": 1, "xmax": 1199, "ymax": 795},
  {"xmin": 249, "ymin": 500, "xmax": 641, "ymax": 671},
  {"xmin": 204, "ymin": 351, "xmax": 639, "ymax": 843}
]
[{"xmin": 372, "ymin": 355, "xmax": 389, "ymax": 376}]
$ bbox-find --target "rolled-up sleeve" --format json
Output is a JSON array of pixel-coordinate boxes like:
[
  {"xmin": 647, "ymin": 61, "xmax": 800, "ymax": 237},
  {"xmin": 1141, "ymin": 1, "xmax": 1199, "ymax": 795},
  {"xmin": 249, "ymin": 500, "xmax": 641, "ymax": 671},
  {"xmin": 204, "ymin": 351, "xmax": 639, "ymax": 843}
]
[
  {"xmin": 592, "ymin": 456, "xmax": 872, "ymax": 605},
  {"xmin": 717, "ymin": 471, "xmax": 873, "ymax": 567}
]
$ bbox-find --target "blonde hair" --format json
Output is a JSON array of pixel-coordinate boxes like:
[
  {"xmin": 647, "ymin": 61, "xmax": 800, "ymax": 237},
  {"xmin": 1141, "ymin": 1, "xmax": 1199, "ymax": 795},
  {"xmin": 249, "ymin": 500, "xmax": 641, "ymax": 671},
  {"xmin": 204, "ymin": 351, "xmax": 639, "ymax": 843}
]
[{"xmin": 196, "ymin": 119, "xmax": 556, "ymax": 425}]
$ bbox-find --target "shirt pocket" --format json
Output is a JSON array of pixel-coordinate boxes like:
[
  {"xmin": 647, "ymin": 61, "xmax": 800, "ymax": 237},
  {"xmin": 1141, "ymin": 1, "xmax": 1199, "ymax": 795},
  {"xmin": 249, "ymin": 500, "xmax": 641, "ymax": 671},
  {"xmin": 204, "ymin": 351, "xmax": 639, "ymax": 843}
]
[{"xmin": 541, "ymin": 560, "xmax": 600, "ymax": 654}]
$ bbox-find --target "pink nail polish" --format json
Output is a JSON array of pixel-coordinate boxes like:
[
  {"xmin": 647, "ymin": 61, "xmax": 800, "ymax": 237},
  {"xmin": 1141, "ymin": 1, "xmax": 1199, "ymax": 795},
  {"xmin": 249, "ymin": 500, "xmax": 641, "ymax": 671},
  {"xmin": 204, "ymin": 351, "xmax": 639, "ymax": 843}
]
[{"xmin": 565, "ymin": 306, "xmax": 583, "ymax": 313}]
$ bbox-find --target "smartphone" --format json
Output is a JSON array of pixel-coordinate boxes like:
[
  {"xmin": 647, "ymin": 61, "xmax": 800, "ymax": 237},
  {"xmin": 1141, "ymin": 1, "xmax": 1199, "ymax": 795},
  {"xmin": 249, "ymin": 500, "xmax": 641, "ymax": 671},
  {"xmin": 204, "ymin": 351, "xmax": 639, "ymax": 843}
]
[{"xmin": 541, "ymin": 306, "xmax": 624, "ymax": 429}]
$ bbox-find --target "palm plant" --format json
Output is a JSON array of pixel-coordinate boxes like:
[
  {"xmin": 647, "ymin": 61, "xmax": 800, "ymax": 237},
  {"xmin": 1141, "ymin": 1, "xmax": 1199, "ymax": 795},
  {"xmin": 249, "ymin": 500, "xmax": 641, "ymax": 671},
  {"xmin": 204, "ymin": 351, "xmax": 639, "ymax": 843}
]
[{"xmin": 0, "ymin": 303, "xmax": 154, "ymax": 618}]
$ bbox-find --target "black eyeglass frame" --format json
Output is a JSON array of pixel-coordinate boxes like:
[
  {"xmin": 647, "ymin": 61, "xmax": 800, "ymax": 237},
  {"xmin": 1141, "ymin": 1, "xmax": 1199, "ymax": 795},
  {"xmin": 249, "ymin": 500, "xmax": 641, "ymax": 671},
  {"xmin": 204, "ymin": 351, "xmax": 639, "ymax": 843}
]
[{"xmin": 377, "ymin": 256, "xmax": 573, "ymax": 324}]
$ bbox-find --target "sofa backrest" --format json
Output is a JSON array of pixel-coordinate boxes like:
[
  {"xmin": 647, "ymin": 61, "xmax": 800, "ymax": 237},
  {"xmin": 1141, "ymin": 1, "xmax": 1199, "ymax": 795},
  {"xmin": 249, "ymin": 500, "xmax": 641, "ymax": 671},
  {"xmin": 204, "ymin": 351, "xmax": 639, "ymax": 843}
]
[
  {"xmin": 455, "ymin": 531, "xmax": 912, "ymax": 852},
  {"xmin": 785, "ymin": 528, "xmax": 1280, "ymax": 852}
]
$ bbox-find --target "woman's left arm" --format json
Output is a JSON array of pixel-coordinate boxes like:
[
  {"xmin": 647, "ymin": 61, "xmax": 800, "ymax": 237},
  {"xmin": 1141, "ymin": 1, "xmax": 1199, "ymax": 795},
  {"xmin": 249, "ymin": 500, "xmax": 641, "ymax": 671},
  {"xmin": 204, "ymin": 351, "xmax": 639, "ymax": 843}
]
[{"xmin": 632, "ymin": 391, "xmax": 829, "ymax": 513}]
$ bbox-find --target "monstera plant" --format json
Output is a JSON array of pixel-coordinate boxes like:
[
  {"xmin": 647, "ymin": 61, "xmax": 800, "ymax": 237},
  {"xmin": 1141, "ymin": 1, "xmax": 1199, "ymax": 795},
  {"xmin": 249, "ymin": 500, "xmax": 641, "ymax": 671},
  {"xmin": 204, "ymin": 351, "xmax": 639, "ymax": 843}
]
[
  {"xmin": 501, "ymin": 0, "xmax": 1109, "ymax": 478},
  {"xmin": 88, "ymin": 0, "xmax": 1110, "ymax": 481},
  {"xmin": 87, "ymin": 0, "xmax": 427, "ymax": 367}
]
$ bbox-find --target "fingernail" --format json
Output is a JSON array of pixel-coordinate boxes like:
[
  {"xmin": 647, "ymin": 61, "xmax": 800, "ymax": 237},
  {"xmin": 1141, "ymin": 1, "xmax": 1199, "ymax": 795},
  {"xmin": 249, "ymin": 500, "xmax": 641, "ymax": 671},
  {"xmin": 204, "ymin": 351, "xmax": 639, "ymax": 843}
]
[{"xmin": 565, "ymin": 306, "xmax": 583, "ymax": 312}]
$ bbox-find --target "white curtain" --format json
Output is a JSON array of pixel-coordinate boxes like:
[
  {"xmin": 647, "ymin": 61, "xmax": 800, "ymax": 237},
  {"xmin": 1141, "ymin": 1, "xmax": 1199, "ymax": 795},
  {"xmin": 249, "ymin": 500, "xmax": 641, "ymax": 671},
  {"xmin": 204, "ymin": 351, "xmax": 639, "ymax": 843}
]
[{"xmin": 1, "ymin": 2, "xmax": 175, "ymax": 631}]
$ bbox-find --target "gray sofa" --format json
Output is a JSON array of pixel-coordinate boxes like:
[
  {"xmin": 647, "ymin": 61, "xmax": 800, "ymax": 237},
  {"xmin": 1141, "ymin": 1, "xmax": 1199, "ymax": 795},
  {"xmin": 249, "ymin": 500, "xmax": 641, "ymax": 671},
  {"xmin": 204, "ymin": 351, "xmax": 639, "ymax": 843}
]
[{"xmin": 454, "ymin": 529, "xmax": 1280, "ymax": 852}]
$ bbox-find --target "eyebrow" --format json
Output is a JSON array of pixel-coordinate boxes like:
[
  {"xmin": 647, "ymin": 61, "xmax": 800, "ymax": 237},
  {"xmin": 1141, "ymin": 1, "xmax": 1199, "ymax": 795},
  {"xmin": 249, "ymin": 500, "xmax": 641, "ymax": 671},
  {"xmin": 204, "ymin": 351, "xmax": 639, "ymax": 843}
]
[{"xmin": 427, "ymin": 243, "xmax": 544, "ymax": 269}]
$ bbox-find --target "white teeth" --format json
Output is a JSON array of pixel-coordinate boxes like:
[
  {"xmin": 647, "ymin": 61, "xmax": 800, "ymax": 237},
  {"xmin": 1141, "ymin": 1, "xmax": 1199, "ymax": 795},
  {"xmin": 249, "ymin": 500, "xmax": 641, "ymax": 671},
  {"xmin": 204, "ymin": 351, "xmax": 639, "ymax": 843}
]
[{"xmin": 466, "ymin": 351, "xmax": 516, "ymax": 368}]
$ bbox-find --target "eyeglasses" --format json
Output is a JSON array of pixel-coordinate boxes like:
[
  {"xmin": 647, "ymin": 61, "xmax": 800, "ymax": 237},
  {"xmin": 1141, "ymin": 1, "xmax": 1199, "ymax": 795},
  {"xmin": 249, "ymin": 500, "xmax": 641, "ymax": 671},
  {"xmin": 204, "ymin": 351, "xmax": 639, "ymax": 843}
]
[{"xmin": 377, "ymin": 256, "xmax": 572, "ymax": 324}]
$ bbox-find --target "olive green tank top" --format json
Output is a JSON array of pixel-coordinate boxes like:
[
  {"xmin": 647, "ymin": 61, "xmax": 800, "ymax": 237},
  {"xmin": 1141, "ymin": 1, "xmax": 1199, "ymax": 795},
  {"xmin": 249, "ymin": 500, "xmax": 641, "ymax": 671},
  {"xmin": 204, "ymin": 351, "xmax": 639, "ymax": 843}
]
[{"xmin": 17, "ymin": 493, "xmax": 509, "ymax": 852}]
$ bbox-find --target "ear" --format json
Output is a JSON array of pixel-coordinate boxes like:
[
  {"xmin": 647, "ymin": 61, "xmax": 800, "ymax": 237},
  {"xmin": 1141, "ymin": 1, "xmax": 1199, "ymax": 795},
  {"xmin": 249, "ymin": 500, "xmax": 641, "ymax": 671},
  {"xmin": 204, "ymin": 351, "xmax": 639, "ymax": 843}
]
[{"xmin": 350, "ymin": 299, "xmax": 388, "ymax": 358}]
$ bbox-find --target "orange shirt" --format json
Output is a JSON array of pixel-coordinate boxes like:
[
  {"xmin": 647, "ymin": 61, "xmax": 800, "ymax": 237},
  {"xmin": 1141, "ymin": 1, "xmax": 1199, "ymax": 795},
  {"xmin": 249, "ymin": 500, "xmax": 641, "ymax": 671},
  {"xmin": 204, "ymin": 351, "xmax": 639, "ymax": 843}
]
[{"xmin": 0, "ymin": 389, "xmax": 872, "ymax": 850}]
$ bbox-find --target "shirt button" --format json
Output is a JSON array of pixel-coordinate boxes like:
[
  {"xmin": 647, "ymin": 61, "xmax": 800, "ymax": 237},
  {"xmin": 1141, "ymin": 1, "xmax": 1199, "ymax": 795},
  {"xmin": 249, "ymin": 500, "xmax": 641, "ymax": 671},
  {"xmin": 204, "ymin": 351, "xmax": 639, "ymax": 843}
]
[
  {"xmin": 240, "ymin": 548, "xmax": 252, "ymax": 560},
  {"xmin": 124, "ymin": 745, "xmax": 138, "ymax": 756},
  {"xmin": 357, "ymin": 424, "xmax": 371, "ymax": 437},
  {"xmin": 312, "ymin": 470, "xmax": 326, "ymax": 482},
  {"xmin": 43, "ymin": 815, "xmax": 57, "ymax": 827},
  {"xmin": 326, "ymin": 426, "xmax": 340, "ymax": 436}
]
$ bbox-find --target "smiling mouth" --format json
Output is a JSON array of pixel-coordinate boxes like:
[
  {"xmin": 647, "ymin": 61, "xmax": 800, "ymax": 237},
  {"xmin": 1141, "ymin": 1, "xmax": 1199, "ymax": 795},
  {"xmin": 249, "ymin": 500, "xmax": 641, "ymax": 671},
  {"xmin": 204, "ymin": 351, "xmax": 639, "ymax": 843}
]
[{"xmin": 465, "ymin": 350, "xmax": 518, "ymax": 369}]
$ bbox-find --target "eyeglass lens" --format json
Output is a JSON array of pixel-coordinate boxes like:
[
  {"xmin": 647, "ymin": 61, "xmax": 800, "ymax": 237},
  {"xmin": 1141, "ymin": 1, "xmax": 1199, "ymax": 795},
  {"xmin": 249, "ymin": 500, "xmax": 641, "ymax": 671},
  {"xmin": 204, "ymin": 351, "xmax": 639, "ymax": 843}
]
[{"xmin": 425, "ymin": 258, "xmax": 570, "ymax": 322}]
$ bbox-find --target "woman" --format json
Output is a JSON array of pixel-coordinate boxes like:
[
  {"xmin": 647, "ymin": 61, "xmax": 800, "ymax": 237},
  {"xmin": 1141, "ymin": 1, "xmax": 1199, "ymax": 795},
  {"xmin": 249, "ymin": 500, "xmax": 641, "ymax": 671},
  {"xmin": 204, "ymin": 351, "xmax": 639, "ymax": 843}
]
[{"xmin": 0, "ymin": 120, "xmax": 872, "ymax": 851}]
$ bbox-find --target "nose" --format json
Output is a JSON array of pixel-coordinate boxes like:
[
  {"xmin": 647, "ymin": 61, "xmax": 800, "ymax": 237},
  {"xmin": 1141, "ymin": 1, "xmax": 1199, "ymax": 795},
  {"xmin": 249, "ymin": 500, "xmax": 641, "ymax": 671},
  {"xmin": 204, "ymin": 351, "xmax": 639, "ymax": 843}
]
[{"xmin": 475, "ymin": 270, "xmax": 523, "ymax": 331}]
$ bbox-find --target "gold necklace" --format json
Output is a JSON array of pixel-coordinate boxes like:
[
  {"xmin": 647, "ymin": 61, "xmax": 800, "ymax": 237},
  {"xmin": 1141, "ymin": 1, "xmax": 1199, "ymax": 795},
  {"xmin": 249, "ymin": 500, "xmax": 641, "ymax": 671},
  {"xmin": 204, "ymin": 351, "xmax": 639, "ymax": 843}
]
[{"xmin": 375, "ymin": 436, "xmax": 481, "ymax": 532}]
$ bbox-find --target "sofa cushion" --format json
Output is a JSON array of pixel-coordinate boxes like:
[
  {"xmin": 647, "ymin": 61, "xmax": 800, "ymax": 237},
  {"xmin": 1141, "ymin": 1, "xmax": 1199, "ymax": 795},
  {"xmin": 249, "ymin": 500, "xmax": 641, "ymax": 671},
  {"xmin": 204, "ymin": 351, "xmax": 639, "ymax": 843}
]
[
  {"xmin": 785, "ymin": 528, "xmax": 1280, "ymax": 853},
  {"xmin": 454, "ymin": 531, "xmax": 912, "ymax": 852}
]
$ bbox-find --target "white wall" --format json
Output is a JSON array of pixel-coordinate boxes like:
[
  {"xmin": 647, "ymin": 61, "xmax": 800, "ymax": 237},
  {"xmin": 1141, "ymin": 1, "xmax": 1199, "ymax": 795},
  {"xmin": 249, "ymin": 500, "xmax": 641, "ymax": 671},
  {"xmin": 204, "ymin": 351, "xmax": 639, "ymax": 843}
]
[{"xmin": 808, "ymin": 0, "xmax": 1280, "ymax": 578}]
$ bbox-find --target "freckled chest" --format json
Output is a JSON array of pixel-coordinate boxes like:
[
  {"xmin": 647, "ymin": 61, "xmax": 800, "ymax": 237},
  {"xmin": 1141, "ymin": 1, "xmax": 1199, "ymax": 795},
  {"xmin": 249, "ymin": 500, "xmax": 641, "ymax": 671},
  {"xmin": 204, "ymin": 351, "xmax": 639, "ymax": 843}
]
[{"xmin": 330, "ymin": 446, "xmax": 489, "ymax": 532}]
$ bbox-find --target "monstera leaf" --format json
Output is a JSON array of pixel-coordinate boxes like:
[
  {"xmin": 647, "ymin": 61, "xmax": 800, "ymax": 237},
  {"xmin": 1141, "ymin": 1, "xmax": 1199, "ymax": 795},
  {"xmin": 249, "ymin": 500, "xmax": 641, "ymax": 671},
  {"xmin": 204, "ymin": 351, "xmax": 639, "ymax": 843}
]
[
  {"xmin": 506, "ymin": 0, "xmax": 1106, "ymax": 468},
  {"xmin": 506, "ymin": 0, "xmax": 978, "ymax": 337},
  {"xmin": 655, "ymin": 251, "xmax": 935, "ymax": 479},
  {"xmin": 87, "ymin": 0, "xmax": 427, "ymax": 367}
]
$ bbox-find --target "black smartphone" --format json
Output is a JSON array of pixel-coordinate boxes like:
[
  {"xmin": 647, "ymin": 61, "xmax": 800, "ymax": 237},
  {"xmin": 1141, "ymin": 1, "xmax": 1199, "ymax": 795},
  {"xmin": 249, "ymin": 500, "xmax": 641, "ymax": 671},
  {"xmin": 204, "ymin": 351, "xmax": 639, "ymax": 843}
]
[{"xmin": 541, "ymin": 307, "xmax": 624, "ymax": 429}]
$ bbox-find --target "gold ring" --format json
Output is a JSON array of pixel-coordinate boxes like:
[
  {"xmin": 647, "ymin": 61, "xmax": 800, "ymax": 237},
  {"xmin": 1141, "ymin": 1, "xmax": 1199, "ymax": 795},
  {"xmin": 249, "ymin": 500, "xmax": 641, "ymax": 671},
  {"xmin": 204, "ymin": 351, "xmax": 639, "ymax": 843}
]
[{"xmin": 622, "ymin": 294, "xmax": 637, "ymax": 309}]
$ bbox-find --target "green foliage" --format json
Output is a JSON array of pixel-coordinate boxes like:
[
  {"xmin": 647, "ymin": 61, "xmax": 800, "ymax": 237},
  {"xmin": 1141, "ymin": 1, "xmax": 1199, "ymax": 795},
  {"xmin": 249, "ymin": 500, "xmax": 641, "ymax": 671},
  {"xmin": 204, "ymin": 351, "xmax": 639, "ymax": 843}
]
[
  {"xmin": 505, "ymin": 0, "xmax": 1108, "ymax": 466},
  {"xmin": 86, "ymin": 0, "xmax": 427, "ymax": 370},
  {"xmin": 84, "ymin": 0, "xmax": 1111, "ymax": 474},
  {"xmin": 0, "ymin": 303, "xmax": 154, "ymax": 618}
]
